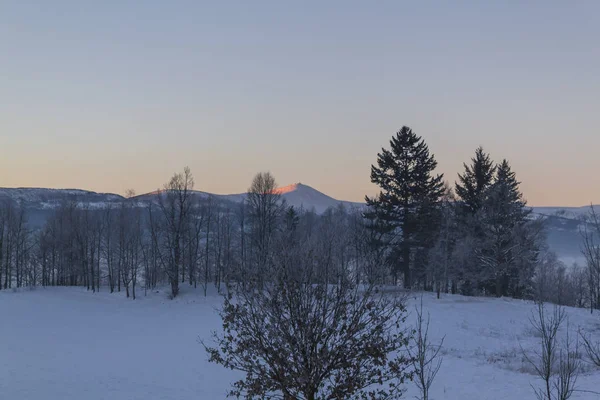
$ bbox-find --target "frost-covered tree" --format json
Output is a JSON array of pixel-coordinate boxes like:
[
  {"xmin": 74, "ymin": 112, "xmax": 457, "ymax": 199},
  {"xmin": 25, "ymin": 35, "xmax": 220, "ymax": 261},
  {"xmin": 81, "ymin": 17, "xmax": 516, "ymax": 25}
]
[
  {"xmin": 115, "ymin": 196, "xmax": 144, "ymax": 299},
  {"xmin": 453, "ymin": 147, "xmax": 497, "ymax": 295},
  {"xmin": 0, "ymin": 201, "xmax": 31, "ymax": 289},
  {"xmin": 246, "ymin": 172, "xmax": 283, "ymax": 284},
  {"xmin": 361, "ymin": 197, "xmax": 397, "ymax": 284},
  {"xmin": 151, "ymin": 167, "xmax": 195, "ymax": 298},
  {"xmin": 478, "ymin": 159, "xmax": 535, "ymax": 297},
  {"xmin": 426, "ymin": 185, "xmax": 456, "ymax": 298},
  {"xmin": 451, "ymin": 149, "xmax": 544, "ymax": 298},
  {"xmin": 0, "ymin": 203, "xmax": 6, "ymax": 289},
  {"xmin": 366, "ymin": 126, "xmax": 445, "ymax": 288},
  {"xmin": 581, "ymin": 206, "xmax": 600, "ymax": 312},
  {"xmin": 455, "ymin": 146, "xmax": 496, "ymax": 215}
]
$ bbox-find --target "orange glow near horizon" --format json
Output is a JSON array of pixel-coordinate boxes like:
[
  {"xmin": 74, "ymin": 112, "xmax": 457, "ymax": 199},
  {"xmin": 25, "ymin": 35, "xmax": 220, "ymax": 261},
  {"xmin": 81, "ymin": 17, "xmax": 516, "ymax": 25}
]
[{"xmin": 1, "ymin": 2, "xmax": 599, "ymax": 207}]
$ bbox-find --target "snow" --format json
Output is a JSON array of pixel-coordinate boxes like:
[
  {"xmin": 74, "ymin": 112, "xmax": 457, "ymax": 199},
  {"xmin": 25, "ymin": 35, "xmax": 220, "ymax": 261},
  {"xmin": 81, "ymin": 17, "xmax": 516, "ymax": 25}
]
[
  {"xmin": 178, "ymin": 183, "xmax": 363, "ymax": 214},
  {"xmin": 0, "ymin": 187, "xmax": 125, "ymax": 211},
  {"xmin": 531, "ymin": 206, "xmax": 596, "ymax": 219},
  {"xmin": 558, "ymin": 255, "xmax": 587, "ymax": 267},
  {"xmin": 0, "ymin": 287, "xmax": 236, "ymax": 399},
  {"xmin": 1, "ymin": 288, "xmax": 599, "ymax": 399},
  {"xmin": 275, "ymin": 183, "xmax": 363, "ymax": 214}
]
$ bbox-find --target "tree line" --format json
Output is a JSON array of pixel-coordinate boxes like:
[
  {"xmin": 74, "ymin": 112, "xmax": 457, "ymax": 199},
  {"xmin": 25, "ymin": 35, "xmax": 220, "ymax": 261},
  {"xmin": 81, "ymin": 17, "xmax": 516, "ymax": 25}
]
[
  {"xmin": 0, "ymin": 126, "xmax": 598, "ymax": 311},
  {"xmin": 364, "ymin": 127, "xmax": 600, "ymax": 313},
  {"xmin": 365, "ymin": 127, "xmax": 541, "ymax": 298},
  {"xmin": 0, "ymin": 168, "xmax": 374, "ymax": 299}
]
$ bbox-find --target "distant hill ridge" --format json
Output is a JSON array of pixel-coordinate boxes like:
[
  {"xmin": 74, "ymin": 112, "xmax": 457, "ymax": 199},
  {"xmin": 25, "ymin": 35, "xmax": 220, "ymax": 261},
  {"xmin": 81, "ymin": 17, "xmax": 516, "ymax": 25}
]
[
  {"xmin": 1, "ymin": 186, "xmax": 596, "ymax": 217},
  {"xmin": 0, "ymin": 183, "xmax": 363, "ymax": 215}
]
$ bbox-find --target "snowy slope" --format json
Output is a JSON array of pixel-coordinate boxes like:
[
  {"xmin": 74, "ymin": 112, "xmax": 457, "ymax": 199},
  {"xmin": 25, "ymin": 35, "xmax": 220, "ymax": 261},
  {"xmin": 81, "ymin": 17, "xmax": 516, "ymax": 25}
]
[
  {"xmin": 273, "ymin": 183, "xmax": 363, "ymax": 213},
  {"xmin": 0, "ymin": 188, "xmax": 127, "ymax": 228},
  {"xmin": 1, "ymin": 287, "xmax": 599, "ymax": 400},
  {"xmin": 0, "ymin": 187, "xmax": 124, "ymax": 208},
  {"xmin": 531, "ymin": 206, "xmax": 598, "ymax": 220},
  {"xmin": 132, "ymin": 189, "xmax": 247, "ymax": 205},
  {"xmin": 134, "ymin": 183, "xmax": 362, "ymax": 214},
  {"xmin": 0, "ymin": 184, "xmax": 361, "ymax": 215},
  {"xmin": 2, "ymin": 186, "xmax": 594, "ymax": 218}
]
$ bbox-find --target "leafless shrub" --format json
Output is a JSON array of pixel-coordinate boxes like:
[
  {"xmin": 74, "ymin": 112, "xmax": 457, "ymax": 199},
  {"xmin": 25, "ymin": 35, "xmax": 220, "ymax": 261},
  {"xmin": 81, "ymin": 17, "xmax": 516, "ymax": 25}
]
[
  {"xmin": 407, "ymin": 297, "xmax": 445, "ymax": 400},
  {"xmin": 203, "ymin": 263, "xmax": 415, "ymax": 399},
  {"xmin": 579, "ymin": 329, "xmax": 600, "ymax": 368},
  {"xmin": 522, "ymin": 303, "xmax": 580, "ymax": 400}
]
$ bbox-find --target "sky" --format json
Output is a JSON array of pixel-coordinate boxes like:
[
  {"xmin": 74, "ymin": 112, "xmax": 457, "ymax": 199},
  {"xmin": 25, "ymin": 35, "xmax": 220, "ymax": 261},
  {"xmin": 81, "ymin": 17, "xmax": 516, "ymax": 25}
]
[{"xmin": 1, "ymin": 1, "xmax": 599, "ymax": 206}]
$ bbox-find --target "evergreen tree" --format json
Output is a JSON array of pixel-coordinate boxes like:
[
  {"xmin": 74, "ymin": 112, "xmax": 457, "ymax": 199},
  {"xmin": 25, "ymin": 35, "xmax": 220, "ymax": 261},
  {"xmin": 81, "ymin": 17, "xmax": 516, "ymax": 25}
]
[
  {"xmin": 455, "ymin": 147, "xmax": 496, "ymax": 214},
  {"xmin": 453, "ymin": 147, "xmax": 496, "ymax": 295},
  {"xmin": 366, "ymin": 126, "xmax": 445, "ymax": 288},
  {"xmin": 362, "ymin": 201, "xmax": 397, "ymax": 284},
  {"xmin": 478, "ymin": 159, "xmax": 534, "ymax": 296},
  {"xmin": 283, "ymin": 206, "xmax": 299, "ymax": 233},
  {"xmin": 486, "ymin": 159, "xmax": 529, "ymax": 224}
]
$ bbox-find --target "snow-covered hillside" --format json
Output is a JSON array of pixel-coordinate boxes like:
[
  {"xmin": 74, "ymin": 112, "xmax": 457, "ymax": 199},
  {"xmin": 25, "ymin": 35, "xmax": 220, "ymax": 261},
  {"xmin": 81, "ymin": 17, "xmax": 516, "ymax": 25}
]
[
  {"xmin": 531, "ymin": 206, "xmax": 598, "ymax": 219},
  {"xmin": 134, "ymin": 183, "xmax": 362, "ymax": 214},
  {"xmin": 2, "ymin": 186, "xmax": 595, "ymax": 219},
  {"xmin": 0, "ymin": 187, "xmax": 124, "ymax": 209},
  {"xmin": 272, "ymin": 183, "xmax": 363, "ymax": 213},
  {"xmin": 0, "ymin": 184, "xmax": 363, "ymax": 215},
  {"xmin": 1, "ymin": 287, "xmax": 599, "ymax": 399}
]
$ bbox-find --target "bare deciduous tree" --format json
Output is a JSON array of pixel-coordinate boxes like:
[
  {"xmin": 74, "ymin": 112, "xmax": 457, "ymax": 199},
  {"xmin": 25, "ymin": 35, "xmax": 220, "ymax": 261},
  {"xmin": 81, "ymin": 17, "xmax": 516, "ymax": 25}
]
[
  {"xmin": 407, "ymin": 297, "xmax": 444, "ymax": 400},
  {"xmin": 522, "ymin": 303, "xmax": 580, "ymax": 400},
  {"xmin": 246, "ymin": 172, "xmax": 283, "ymax": 284},
  {"xmin": 581, "ymin": 206, "xmax": 600, "ymax": 313},
  {"xmin": 203, "ymin": 248, "xmax": 414, "ymax": 400},
  {"xmin": 579, "ymin": 330, "xmax": 600, "ymax": 368},
  {"xmin": 154, "ymin": 167, "xmax": 195, "ymax": 298}
]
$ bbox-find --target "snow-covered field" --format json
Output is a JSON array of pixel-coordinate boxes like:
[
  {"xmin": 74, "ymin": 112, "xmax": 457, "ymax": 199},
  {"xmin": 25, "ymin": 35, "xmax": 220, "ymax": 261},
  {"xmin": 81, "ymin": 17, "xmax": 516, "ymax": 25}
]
[{"xmin": 1, "ymin": 287, "xmax": 599, "ymax": 400}]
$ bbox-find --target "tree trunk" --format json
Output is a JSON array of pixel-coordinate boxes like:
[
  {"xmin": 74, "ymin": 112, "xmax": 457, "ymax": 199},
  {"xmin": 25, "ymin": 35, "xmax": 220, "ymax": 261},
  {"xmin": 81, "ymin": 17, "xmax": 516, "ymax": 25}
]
[
  {"xmin": 402, "ymin": 244, "xmax": 411, "ymax": 289},
  {"xmin": 496, "ymin": 273, "xmax": 503, "ymax": 298}
]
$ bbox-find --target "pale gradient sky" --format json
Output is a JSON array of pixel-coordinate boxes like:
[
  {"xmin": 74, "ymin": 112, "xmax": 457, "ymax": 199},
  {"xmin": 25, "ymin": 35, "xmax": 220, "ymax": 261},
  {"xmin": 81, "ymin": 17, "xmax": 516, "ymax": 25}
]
[{"xmin": 1, "ymin": 1, "xmax": 599, "ymax": 206}]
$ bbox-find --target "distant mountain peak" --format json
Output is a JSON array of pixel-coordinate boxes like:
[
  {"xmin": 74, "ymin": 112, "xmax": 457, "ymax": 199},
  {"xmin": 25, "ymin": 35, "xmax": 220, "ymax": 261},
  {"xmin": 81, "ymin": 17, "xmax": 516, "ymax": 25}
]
[{"xmin": 273, "ymin": 182, "xmax": 303, "ymax": 195}]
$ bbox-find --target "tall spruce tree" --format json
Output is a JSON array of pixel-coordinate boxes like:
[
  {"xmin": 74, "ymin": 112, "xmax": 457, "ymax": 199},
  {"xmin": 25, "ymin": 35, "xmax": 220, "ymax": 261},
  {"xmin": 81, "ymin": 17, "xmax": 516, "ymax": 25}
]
[
  {"xmin": 362, "ymin": 200, "xmax": 398, "ymax": 285},
  {"xmin": 366, "ymin": 126, "xmax": 444, "ymax": 288},
  {"xmin": 455, "ymin": 147, "xmax": 496, "ymax": 214},
  {"xmin": 479, "ymin": 159, "xmax": 534, "ymax": 297},
  {"xmin": 453, "ymin": 147, "xmax": 496, "ymax": 295}
]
